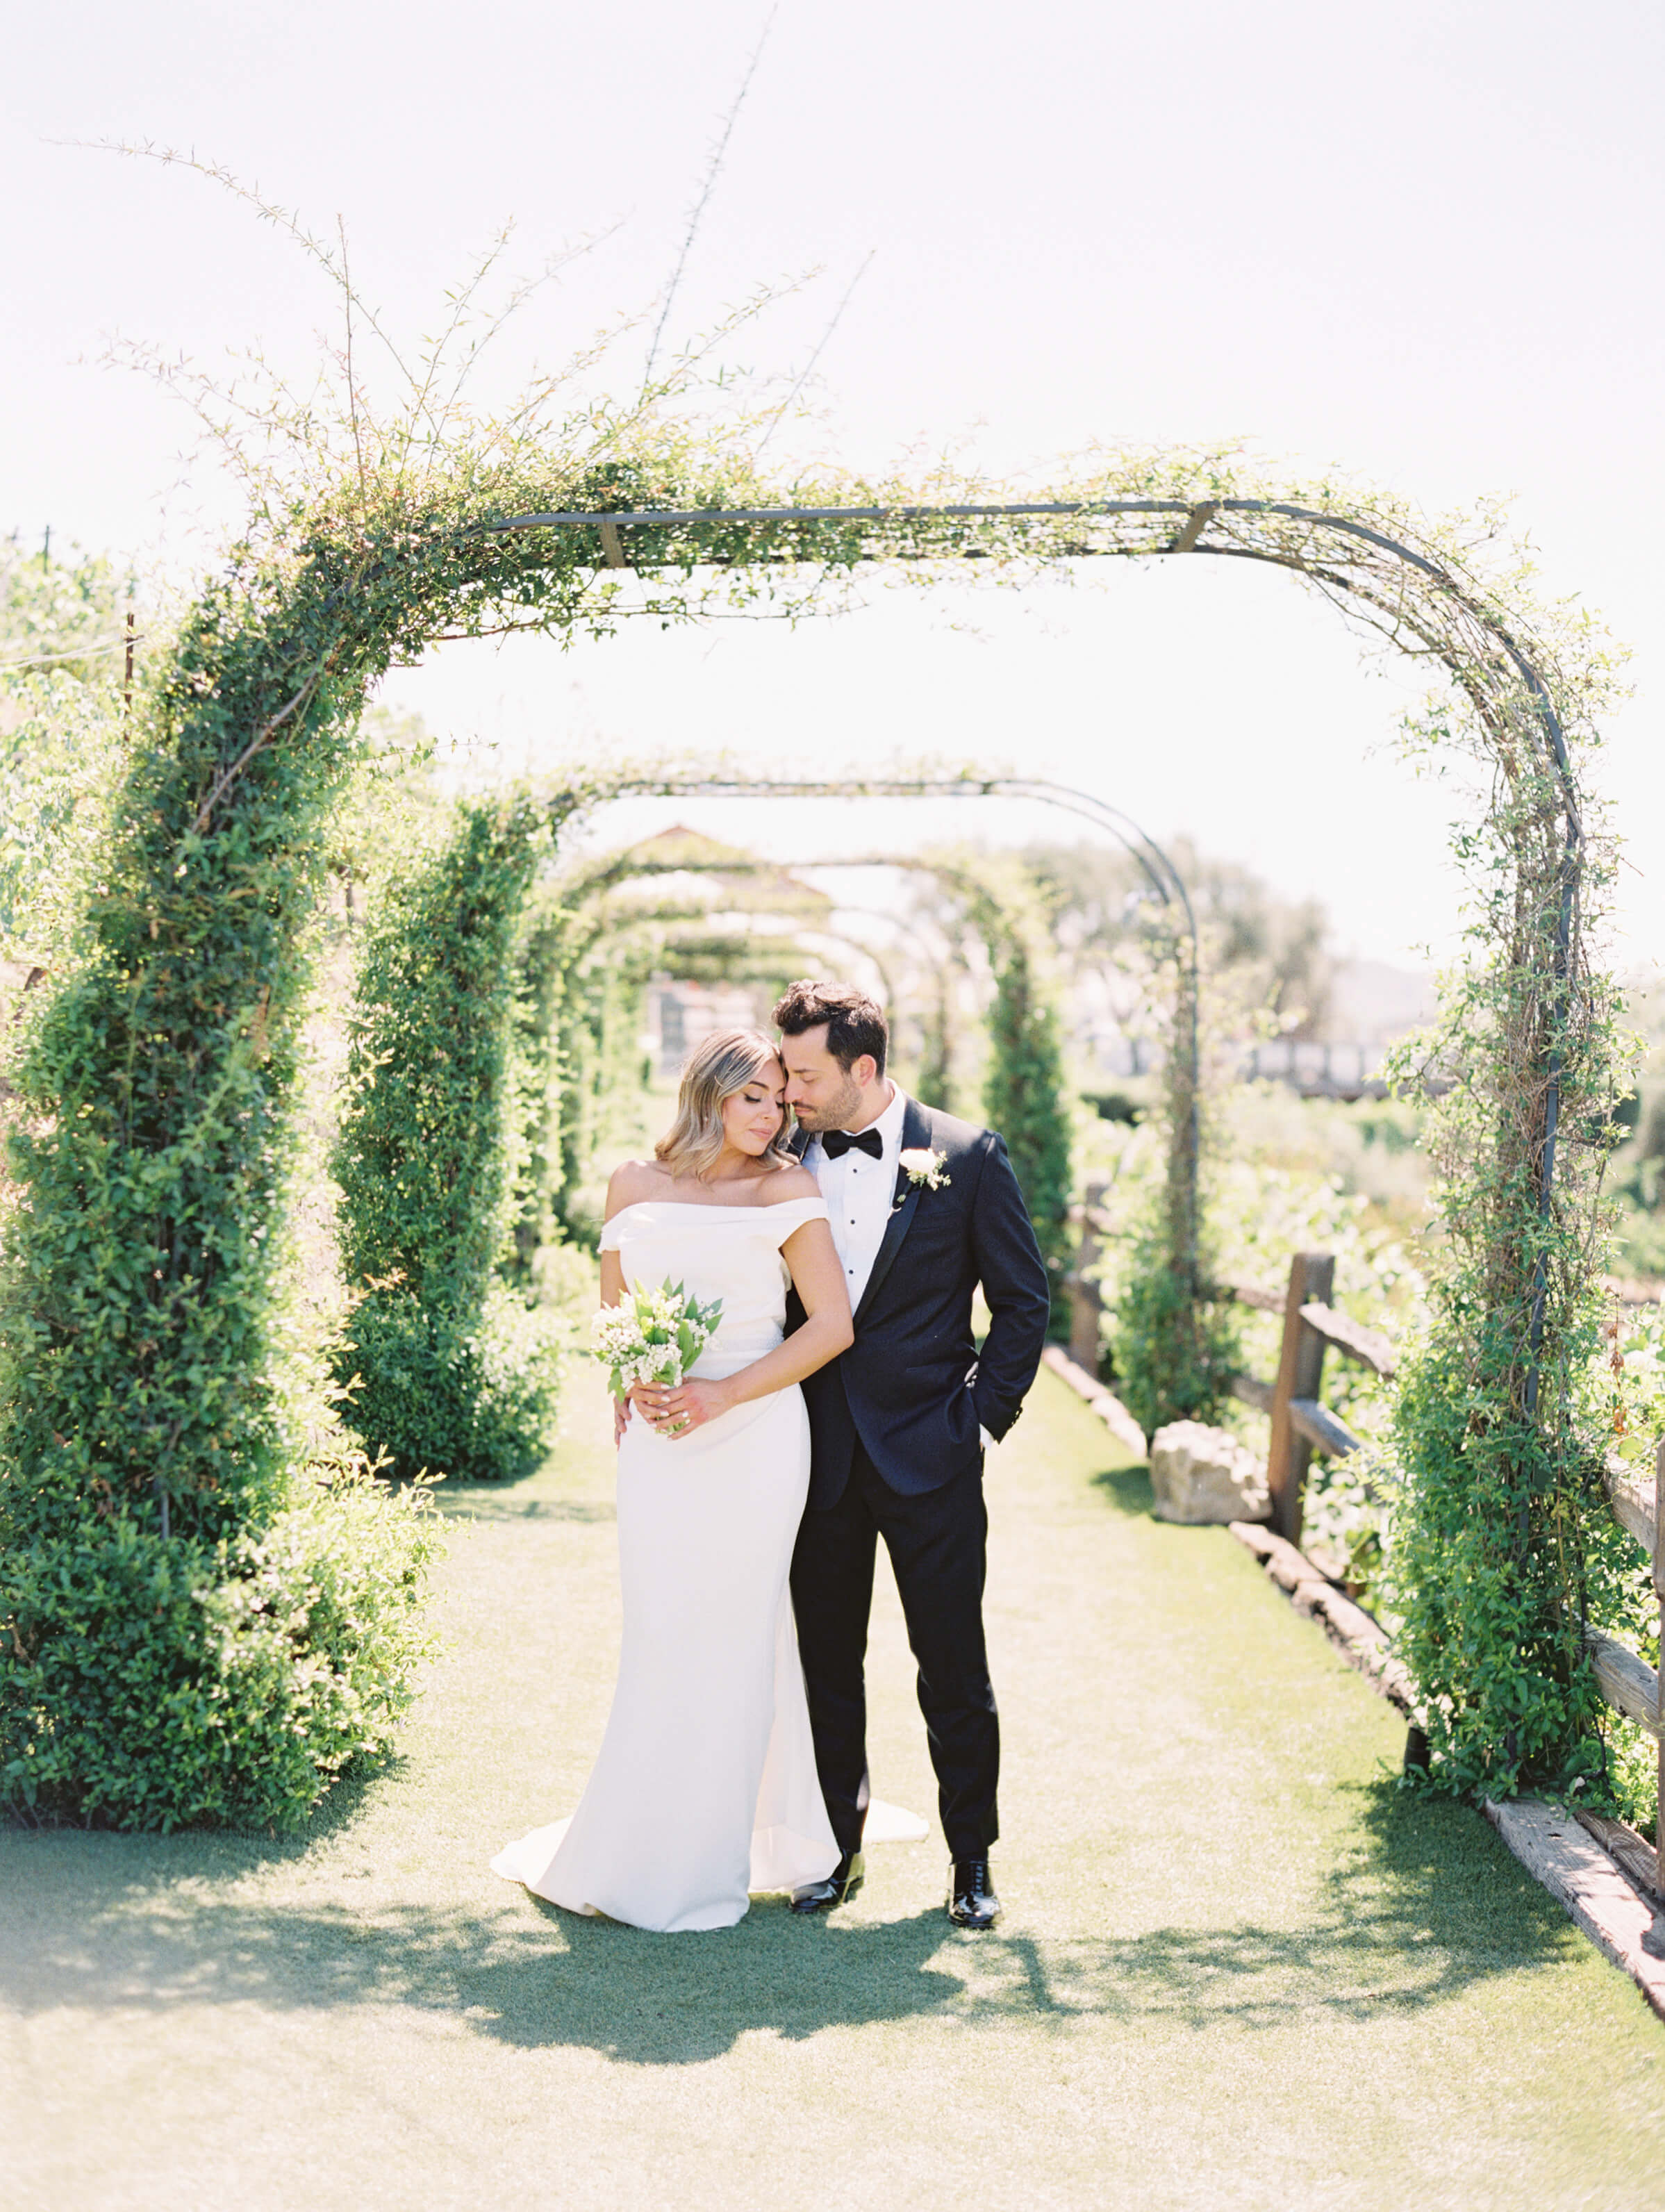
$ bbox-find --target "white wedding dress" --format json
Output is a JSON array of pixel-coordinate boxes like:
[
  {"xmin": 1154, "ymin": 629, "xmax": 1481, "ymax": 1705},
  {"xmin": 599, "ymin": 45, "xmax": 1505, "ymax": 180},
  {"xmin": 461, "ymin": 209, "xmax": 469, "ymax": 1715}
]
[{"xmin": 491, "ymin": 1195, "xmax": 844, "ymax": 1932}]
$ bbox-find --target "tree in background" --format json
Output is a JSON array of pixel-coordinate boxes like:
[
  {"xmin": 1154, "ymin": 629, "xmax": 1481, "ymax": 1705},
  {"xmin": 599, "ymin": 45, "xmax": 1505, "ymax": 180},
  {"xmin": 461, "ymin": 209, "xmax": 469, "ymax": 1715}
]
[
  {"xmin": 977, "ymin": 891, "xmax": 1075, "ymax": 1305},
  {"xmin": 1095, "ymin": 938, "xmax": 1243, "ymax": 1436},
  {"xmin": 913, "ymin": 958, "xmax": 959, "ymax": 1114},
  {"xmin": 1022, "ymin": 836, "xmax": 1334, "ymax": 1044},
  {"xmin": 524, "ymin": 830, "xmax": 841, "ymax": 1241}
]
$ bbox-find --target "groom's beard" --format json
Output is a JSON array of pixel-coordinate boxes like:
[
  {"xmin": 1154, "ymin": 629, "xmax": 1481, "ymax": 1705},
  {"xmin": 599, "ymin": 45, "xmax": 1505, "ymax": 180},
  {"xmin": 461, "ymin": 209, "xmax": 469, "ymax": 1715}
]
[{"xmin": 793, "ymin": 1073, "xmax": 865, "ymax": 1134}]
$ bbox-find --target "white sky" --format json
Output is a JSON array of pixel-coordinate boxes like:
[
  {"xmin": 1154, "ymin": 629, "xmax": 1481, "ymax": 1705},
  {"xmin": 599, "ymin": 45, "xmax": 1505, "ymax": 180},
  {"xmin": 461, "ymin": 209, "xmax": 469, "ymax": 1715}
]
[{"xmin": 4, "ymin": 1, "xmax": 1662, "ymax": 968}]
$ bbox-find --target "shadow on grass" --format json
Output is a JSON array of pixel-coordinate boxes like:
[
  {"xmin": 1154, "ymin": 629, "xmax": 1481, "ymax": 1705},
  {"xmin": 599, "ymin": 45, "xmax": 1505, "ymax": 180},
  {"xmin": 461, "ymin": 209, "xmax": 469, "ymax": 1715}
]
[
  {"xmin": 0, "ymin": 1778, "xmax": 1575, "ymax": 2065},
  {"xmin": 1089, "ymin": 1462, "xmax": 1154, "ymax": 1517}
]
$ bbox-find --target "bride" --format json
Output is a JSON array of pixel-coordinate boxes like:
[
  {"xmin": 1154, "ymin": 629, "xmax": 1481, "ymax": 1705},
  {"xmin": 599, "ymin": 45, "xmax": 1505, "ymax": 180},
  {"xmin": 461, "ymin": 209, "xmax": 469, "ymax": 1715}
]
[{"xmin": 492, "ymin": 1029, "xmax": 854, "ymax": 1931}]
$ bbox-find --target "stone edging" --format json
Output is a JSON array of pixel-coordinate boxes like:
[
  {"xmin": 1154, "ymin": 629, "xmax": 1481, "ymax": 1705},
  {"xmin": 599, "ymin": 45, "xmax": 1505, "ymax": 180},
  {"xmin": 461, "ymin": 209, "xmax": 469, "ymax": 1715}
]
[
  {"xmin": 1038, "ymin": 1346, "xmax": 1148, "ymax": 1459},
  {"xmin": 1224, "ymin": 1520, "xmax": 1418, "ymax": 1715},
  {"xmin": 1037, "ymin": 1351, "xmax": 1665, "ymax": 2021},
  {"xmin": 1484, "ymin": 1799, "xmax": 1665, "ymax": 2020}
]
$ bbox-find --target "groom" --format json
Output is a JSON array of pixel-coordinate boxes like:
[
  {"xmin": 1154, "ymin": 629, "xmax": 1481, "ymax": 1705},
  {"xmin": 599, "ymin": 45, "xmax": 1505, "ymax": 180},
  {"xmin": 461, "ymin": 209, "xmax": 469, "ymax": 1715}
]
[{"xmin": 775, "ymin": 980, "xmax": 1050, "ymax": 1929}]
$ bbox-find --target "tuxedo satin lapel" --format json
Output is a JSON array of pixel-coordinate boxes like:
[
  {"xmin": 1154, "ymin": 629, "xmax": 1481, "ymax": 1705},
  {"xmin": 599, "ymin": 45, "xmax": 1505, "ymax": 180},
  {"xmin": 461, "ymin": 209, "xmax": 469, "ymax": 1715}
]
[
  {"xmin": 786, "ymin": 1123, "xmax": 811, "ymax": 1162},
  {"xmin": 852, "ymin": 1096, "xmax": 933, "ymax": 1328}
]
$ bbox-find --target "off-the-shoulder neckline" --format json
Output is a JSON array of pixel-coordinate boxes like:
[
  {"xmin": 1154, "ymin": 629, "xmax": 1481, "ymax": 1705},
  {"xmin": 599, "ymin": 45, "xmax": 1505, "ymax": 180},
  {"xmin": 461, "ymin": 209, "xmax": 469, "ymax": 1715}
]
[{"xmin": 604, "ymin": 1194, "xmax": 825, "ymax": 1222}]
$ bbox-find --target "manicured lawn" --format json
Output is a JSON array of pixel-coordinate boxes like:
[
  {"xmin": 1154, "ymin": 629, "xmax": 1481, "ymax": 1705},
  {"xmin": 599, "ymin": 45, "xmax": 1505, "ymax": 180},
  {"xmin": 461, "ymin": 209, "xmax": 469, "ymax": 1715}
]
[{"xmin": 4, "ymin": 1365, "xmax": 1663, "ymax": 2209}]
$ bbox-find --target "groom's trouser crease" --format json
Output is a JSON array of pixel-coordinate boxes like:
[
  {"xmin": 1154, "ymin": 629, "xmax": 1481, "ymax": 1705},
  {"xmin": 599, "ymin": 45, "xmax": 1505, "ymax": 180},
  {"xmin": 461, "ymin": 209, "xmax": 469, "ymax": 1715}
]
[{"xmin": 791, "ymin": 1442, "xmax": 999, "ymax": 1860}]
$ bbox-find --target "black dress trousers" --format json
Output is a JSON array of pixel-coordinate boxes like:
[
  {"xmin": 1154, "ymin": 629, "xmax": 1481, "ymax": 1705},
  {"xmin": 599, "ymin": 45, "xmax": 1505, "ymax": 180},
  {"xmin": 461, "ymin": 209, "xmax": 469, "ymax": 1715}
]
[{"xmin": 790, "ymin": 1437, "xmax": 999, "ymax": 1862}]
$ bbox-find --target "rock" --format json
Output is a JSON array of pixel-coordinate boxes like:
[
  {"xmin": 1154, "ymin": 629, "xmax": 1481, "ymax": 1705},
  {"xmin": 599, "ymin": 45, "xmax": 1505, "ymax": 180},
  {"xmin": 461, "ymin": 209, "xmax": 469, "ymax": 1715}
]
[{"xmin": 1148, "ymin": 1420, "xmax": 1270, "ymax": 1524}]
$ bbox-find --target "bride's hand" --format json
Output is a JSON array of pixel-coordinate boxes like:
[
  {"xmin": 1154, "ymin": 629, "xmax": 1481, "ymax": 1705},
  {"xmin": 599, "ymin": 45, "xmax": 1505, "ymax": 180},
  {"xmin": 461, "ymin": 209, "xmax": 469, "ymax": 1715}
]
[
  {"xmin": 633, "ymin": 1377, "xmax": 731, "ymax": 1439},
  {"xmin": 613, "ymin": 1394, "xmax": 631, "ymax": 1446}
]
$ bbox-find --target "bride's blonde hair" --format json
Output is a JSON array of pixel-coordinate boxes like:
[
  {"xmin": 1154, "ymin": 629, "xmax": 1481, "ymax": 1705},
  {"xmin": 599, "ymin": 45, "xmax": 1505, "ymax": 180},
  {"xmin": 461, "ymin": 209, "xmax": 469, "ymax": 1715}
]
[{"xmin": 654, "ymin": 1028, "xmax": 794, "ymax": 1180}]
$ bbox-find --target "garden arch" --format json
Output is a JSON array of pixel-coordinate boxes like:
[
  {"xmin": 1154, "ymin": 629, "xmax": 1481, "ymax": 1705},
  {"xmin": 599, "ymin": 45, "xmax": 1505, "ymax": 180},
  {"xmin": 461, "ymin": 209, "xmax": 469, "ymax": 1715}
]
[
  {"xmin": 358, "ymin": 775, "xmax": 1189, "ymax": 1298},
  {"xmin": 599, "ymin": 769, "xmax": 1203, "ymax": 1305},
  {"xmin": 526, "ymin": 827, "xmax": 1095, "ymax": 1269},
  {"xmin": 0, "ymin": 459, "xmax": 1621, "ymax": 1815}
]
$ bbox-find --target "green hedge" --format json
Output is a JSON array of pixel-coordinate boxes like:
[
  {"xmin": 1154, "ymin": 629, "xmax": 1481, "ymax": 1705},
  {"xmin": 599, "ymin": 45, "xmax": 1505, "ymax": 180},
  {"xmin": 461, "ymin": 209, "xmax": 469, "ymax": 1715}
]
[
  {"xmin": 331, "ymin": 793, "xmax": 564, "ymax": 1480},
  {"xmin": 0, "ymin": 548, "xmax": 448, "ymax": 1828},
  {"xmin": 1, "ymin": 1451, "xmax": 441, "ymax": 1831},
  {"xmin": 1106, "ymin": 1225, "xmax": 1241, "ymax": 1439}
]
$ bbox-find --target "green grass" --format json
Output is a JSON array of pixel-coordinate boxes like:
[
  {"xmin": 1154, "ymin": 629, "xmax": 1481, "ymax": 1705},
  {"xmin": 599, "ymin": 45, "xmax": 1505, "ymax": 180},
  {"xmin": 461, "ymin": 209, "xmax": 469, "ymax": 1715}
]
[{"xmin": 4, "ymin": 1367, "xmax": 1664, "ymax": 2209}]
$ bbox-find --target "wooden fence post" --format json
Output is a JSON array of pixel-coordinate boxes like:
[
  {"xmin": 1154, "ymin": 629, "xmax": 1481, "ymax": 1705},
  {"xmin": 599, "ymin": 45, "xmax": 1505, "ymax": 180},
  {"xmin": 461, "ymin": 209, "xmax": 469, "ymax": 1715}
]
[
  {"xmin": 1067, "ymin": 1178, "xmax": 1108, "ymax": 1373},
  {"xmin": 1266, "ymin": 1251, "xmax": 1335, "ymax": 1544}
]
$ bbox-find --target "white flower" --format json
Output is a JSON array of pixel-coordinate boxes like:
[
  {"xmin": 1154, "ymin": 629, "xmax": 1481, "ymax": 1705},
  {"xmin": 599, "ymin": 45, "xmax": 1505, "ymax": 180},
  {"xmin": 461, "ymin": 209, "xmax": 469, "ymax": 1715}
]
[
  {"xmin": 898, "ymin": 1146, "xmax": 950, "ymax": 1191},
  {"xmin": 590, "ymin": 1278, "xmax": 724, "ymax": 1398}
]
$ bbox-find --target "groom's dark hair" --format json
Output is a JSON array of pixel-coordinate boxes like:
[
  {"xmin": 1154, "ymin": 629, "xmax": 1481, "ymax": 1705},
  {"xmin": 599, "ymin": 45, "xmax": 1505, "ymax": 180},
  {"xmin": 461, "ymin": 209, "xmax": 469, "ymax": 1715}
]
[{"xmin": 772, "ymin": 980, "xmax": 888, "ymax": 1078}]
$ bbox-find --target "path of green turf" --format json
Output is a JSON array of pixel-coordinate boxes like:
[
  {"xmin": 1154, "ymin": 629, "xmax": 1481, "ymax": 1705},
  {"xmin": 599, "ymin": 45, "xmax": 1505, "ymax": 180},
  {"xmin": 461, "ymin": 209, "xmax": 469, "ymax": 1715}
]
[{"xmin": 4, "ymin": 1367, "xmax": 1664, "ymax": 2210}]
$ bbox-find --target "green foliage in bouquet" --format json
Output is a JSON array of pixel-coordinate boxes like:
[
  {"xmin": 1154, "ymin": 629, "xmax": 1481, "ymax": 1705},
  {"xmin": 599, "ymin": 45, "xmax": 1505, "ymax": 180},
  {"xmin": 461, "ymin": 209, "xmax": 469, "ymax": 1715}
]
[
  {"xmin": 592, "ymin": 1278, "xmax": 724, "ymax": 1397},
  {"xmin": 331, "ymin": 793, "xmax": 565, "ymax": 1480}
]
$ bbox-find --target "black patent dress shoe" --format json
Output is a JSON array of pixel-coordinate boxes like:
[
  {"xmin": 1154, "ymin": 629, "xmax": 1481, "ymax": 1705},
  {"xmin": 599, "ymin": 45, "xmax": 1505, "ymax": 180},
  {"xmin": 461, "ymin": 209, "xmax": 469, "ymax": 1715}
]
[
  {"xmin": 790, "ymin": 1849, "xmax": 865, "ymax": 1914},
  {"xmin": 947, "ymin": 1857, "xmax": 1000, "ymax": 1929}
]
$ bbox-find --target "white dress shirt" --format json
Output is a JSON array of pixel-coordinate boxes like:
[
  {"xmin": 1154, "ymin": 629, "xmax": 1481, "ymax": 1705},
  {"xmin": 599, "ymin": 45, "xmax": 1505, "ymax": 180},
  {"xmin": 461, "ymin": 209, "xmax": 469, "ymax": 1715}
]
[
  {"xmin": 806, "ymin": 1084, "xmax": 995, "ymax": 1453},
  {"xmin": 804, "ymin": 1080, "xmax": 909, "ymax": 1310}
]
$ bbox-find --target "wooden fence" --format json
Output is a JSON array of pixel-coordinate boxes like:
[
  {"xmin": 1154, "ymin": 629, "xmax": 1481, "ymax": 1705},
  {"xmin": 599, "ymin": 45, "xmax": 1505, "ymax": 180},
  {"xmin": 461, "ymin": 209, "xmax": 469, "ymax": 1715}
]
[
  {"xmin": 1213, "ymin": 1255, "xmax": 1665, "ymax": 1895},
  {"xmin": 1068, "ymin": 1223, "xmax": 1665, "ymax": 1897},
  {"xmin": 1201, "ymin": 1252, "xmax": 1393, "ymax": 1548},
  {"xmin": 1587, "ymin": 1446, "xmax": 1665, "ymax": 1901},
  {"xmin": 1066, "ymin": 1226, "xmax": 1393, "ymax": 1546}
]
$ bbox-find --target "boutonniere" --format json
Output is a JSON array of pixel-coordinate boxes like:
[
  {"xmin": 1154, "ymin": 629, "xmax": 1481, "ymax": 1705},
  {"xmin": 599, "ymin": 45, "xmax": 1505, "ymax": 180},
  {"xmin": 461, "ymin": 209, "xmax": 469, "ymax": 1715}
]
[{"xmin": 897, "ymin": 1146, "xmax": 950, "ymax": 1193}]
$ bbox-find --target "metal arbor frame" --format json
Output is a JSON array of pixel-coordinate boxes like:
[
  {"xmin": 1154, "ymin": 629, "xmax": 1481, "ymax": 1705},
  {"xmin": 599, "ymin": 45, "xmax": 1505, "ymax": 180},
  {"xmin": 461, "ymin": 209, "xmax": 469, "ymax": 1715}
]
[
  {"xmin": 472, "ymin": 493, "xmax": 1582, "ymax": 1384},
  {"xmin": 582, "ymin": 773, "xmax": 1202, "ymax": 1295},
  {"xmin": 2, "ymin": 446, "xmax": 1615, "ymax": 1835}
]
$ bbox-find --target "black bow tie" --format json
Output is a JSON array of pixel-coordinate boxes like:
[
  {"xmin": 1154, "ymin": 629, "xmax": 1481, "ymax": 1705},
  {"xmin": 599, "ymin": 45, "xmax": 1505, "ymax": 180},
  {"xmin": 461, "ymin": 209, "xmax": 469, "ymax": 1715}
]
[{"xmin": 822, "ymin": 1128, "xmax": 884, "ymax": 1161}]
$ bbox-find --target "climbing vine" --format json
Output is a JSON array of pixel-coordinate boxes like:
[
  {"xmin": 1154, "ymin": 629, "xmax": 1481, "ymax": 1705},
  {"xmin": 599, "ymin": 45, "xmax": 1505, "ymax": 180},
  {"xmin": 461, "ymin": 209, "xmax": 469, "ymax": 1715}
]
[
  {"xmin": 331, "ymin": 791, "xmax": 565, "ymax": 1481},
  {"xmin": 1101, "ymin": 931, "xmax": 1243, "ymax": 1435},
  {"xmin": 1383, "ymin": 716, "xmax": 1630, "ymax": 1800}
]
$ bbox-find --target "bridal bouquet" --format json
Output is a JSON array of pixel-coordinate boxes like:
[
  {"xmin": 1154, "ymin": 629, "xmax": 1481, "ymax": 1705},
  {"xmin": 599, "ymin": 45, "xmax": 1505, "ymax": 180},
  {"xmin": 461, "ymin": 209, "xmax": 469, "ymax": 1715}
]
[{"xmin": 591, "ymin": 1279, "xmax": 725, "ymax": 1399}]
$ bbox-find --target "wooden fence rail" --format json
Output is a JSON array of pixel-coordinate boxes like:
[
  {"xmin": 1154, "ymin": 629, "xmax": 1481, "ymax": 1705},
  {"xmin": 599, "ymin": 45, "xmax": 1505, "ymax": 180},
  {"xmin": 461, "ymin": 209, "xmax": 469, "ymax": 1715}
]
[
  {"xmin": 1216, "ymin": 1257, "xmax": 1665, "ymax": 1895},
  {"xmin": 1594, "ymin": 1444, "xmax": 1665, "ymax": 1896},
  {"xmin": 1203, "ymin": 1252, "xmax": 1381, "ymax": 1548}
]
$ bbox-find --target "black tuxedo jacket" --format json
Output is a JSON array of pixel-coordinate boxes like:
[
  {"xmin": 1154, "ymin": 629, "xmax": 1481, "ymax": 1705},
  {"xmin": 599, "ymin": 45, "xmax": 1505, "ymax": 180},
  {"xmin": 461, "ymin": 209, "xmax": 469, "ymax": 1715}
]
[{"xmin": 788, "ymin": 1095, "xmax": 1051, "ymax": 1509}]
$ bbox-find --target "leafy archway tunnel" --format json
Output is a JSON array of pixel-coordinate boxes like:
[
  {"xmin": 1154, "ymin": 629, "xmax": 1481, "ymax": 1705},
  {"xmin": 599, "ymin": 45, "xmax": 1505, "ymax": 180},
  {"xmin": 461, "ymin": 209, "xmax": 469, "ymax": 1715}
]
[{"xmin": 0, "ymin": 449, "xmax": 1625, "ymax": 1825}]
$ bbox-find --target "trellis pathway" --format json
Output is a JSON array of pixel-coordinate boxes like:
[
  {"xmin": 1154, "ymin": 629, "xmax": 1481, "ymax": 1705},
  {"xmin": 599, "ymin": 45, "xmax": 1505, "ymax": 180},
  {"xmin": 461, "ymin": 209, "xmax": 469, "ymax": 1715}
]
[{"xmin": 3, "ymin": 1367, "xmax": 1663, "ymax": 2210}]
